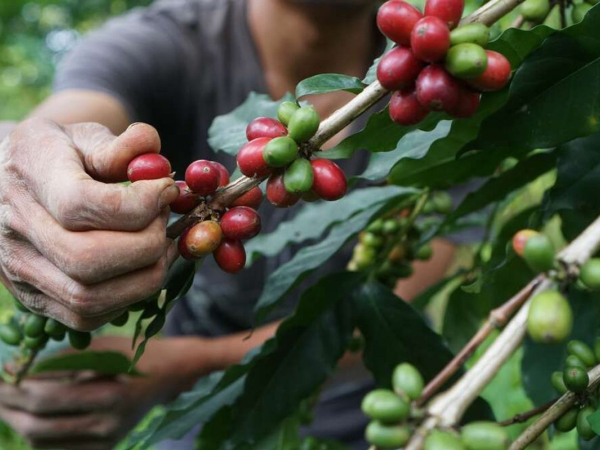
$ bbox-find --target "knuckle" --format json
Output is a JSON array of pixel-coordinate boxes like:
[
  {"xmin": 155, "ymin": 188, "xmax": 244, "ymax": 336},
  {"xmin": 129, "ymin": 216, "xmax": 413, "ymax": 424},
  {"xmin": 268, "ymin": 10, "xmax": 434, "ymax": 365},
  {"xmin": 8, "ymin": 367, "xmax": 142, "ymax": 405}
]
[
  {"xmin": 65, "ymin": 283, "xmax": 95, "ymax": 317},
  {"xmin": 17, "ymin": 414, "xmax": 40, "ymax": 438}
]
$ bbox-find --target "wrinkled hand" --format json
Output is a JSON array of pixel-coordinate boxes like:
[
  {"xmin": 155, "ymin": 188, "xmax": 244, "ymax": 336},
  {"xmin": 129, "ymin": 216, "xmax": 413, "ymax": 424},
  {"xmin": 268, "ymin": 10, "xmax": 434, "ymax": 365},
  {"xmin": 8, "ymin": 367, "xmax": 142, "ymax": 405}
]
[{"xmin": 0, "ymin": 119, "xmax": 180, "ymax": 330}]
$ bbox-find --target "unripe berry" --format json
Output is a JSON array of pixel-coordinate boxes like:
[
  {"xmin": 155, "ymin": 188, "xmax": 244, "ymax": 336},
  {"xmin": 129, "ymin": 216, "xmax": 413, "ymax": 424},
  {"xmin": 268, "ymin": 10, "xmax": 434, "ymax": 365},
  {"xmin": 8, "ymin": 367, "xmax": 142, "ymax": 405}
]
[
  {"xmin": 284, "ymin": 158, "xmax": 314, "ymax": 194},
  {"xmin": 110, "ymin": 311, "xmax": 129, "ymax": 327},
  {"xmin": 377, "ymin": 0, "xmax": 423, "ymax": 46},
  {"xmin": 183, "ymin": 221, "xmax": 223, "ymax": 258},
  {"xmin": 24, "ymin": 314, "xmax": 47, "ymax": 338},
  {"xmin": 424, "ymin": 0, "xmax": 465, "ymax": 29},
  {"xmin": 213, "ymin": 239, "xmax": 246, "ymax": 274},
  {"xmin": 263, "ymin": 137, "xmax": 298, "ymax": 168},
  {"xmin": 572, "ymin": 2, "xmax": 592, "ymax": 23},
  {"xmin": 185, "ymin": 160, "xmax": 220, "ymax": 196},
  {"xmin": 554, "ymin": 408, "xmax": 578, "ymax": 432},
  {"xmin": 389, "ymin": 88, "xmax": 429, "ymax": 126},
  {"xmin": 577, "ymin": 406, "xmax": 597, "ymax": 441},
  {"xmin": 377, "ymin": 47, "xmax": 424, "ymax": 91},
  {"xmin": 127, "ymin": 153, "xmax": 171, "ymax": 183},
  {"xmin": 237, "ymin": 137, "xmax": 273, "ymax": 178},
  {"xmin": 310, "ymin": 159, "xmax": 347, "ymax": 201},
  {"xmin": 424, "ymin": 430, "xmax": 465, "ymax": 450},
  {"xmin": 267, "ymin": 172, "xmax": 301, "ymax": 207},
  {"xmin": 171, "ymin": 181, "xmax": 200, "ymax": 215},
  {"xmin": 221, "ymin": 206, "xmax": 261, "ymax": 240},
  {"xmin": 246, "ymin": 117, "xmax": 287, "ymax": 141},
  {"xmin": 564, "ymin": 366, "xmax": 589, "ymax": 393},
  {"xmin": 446, "ymin": 85, "xmax": 481, "ymax": 119},
  {"xmin": 527, "ymin": 290, "xmax": 573, "ymax": 344},
  {"xmin": 450, "ymin": 23, "xmax": 490, "ymax": 46},
  {"xmin": 468, "ymin": 51, "xmax": 511, "ymax": 92},
  {"xmin": 580, "ymin": 258, "xmax": 600, "ymax": 290},
  {"xmin": 44, "ymin": 318, "xmax": 67, "ymax": 339},
  {"xmin": 277, "ymin": 102, "xmax": 300, "ymax": 127},
  {"xmin": 460, "ymin": 422, "xmax": 510, "ymax": 450},
  {"xmin": 520, "ymin": 0, "xmax": 551, "ymax": 22},
  {"xmin": 211, "ymin": 161, "xmax": 230, "ymax": 187},
  {"xmin": 361, "ymin": 389, "xmax": 410, "ymax": 423},
  {"xmin": 365, "ymin": 422, "xmax": 411, "ymax": 449},
  {"xmin": 68, "ymin": 330, "xmax": 92, "ymax": 350},
  {"xmin": 0, "ymin": 324, "xmax": 22, "ymax": 346},
  {"xmin": 231, "ymin": 186, "xmax": 263, "ymax": 209},
  {"xmin": 288, "ymin": 106, "xmax": 320, "ymax": 143},
  {"xmin": 512, "ymin": 229, "xmax": 539, "ymax": 257},
  {"xmin": 523, "ymin": 234, "xmax": 555, "ymax": 272},
  {"xmin": 445, "ymin": 43, "xmax": 488, "ymax": 79},
  {"xmin": 416, "ymin": 64, "xmax": 460, "ymax": 112},
  {"xmin": 410, "ymin": 16, "xmax": 450, "ymax": 63}
]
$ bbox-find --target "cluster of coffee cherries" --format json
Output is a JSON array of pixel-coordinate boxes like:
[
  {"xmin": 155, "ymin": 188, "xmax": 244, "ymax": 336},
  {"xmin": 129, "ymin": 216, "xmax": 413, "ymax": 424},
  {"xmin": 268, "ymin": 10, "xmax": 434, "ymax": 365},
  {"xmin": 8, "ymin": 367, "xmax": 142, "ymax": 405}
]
[
  {"xmin": 361, "ymin": 362, "xmax": 510, "ymax": 449},
  {"xmin": 551, "ymin": 339, "xmax": 600, "ymax": 440},
  {"xmin": 236, "ymin": 101, "xmax": 348, "ymax": 207},
  {"xmin": 376, "ymin": 0, "xmax": 511, "ymax": 125}
]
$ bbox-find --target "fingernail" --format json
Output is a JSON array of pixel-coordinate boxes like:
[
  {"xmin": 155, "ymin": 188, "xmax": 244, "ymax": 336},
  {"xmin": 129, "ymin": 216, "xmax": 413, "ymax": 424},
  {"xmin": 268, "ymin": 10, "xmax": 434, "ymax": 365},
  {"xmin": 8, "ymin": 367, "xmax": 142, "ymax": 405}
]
[
  {"xmin": 127, "ymin": 122, "xmax": 143, "ymax": 131},
  {"xmin": 159, "ymin": 184, "xmax": 180, "ymax": 209}
]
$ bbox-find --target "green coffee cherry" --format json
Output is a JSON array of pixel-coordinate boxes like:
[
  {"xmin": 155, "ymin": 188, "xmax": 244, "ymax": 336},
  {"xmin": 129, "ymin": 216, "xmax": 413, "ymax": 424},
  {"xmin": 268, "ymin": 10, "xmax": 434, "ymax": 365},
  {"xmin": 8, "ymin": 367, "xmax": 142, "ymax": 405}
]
[
  {"xmin": 354, "ymin": 245, "xmax": 377, "ymax": 270},
  {"xmin": 361, "ymin": 389, "xmax": 410, "ymax": 423},
  {"xmin": 44, "ymin": 318, "xmax": 67, "ymax": 339},
  {"xmin": 69, "ymin": 330, "xmax": 92, "ymax": 350},
  {"xmin": 283, "ymin": 158, "xmax": 314, "ymax": 194},
  {"xmin": 0, "ymin": 324, "xmax": 23, "ymax": 346},
  {"xmin": 262, "ymin": 137, "xmax": 298, "ymax": 168},
  {"xmin": 577, "ymin": 406, "xmax": 597, "ymax": 441},
  {"xmin": 416, "ymin": 243, "xmax": 433, "ymax": 261},
  {"xmin": 564, "ymin": 366, "xmax": 589, "ymax": 393},
  {"xmin": 580, "ymin": 258, "xmax": 600, "ymax": 290},
  {"xmin": 527, "ymin": 290, "xmax": 572, "ymax": 344},
  {"xmin": 449, "ymin": 23, "xmax": 490, "ymax": 47},
  {"xmin": 520, "ymin": 0, "xmax": 551, "ymax": 21},
  {"xmin": 288, "ymin": 106, "xmax": 320, "ymax": 143},
  {"xmin": 566, "ymin": 355, "xmax": 587, "ymax": 370},
  {"xmin": 445, "ymin": 43, "xmax": 488, "ymax": 79},
  {"xmin": 432, "ymin": 192, "xmax": 453, "ymax": 214},
  {"xmin": 523, "ymin": 234, "xmax": 555, "ymax": 273},
  {"xmin": 461, "ymin": 421, "xmax": 510, "ymax": 450},
  {"xmin": 554, "ymin": 407, "xmax": 579, "ymax": 432},
  {"xmin": 277, "ymin": 101, "xmax": 300, "ymax": 127},
  {"xmin": 23, "ymin": 314, "xmax": 47, "ymax": 338},
  {"xmin": 551, "ymin": 371, "xmax": 568, "ymax": 394},
  {"xmin": 392, "ymin": 363, "xmax": 424, "ymax": 401},
  {"xmin": 365, "ymin": 421, "xmax": 411, "ymax": 448},
  {"xmin": 362, "ymin": 232, "xmax": 385, "ymax": 249},
  {"xmin": 110, "ymin": 311, "xmax": 130, "ymax": 327},
  {"xmin": 567, "ymin": 340, "xmax": 596, "ymax": 367},
  {"xmin": 14, "ymin": 299, "xmax": 29, "ymax": 313},
  {"xmin": 572, "ymin": 2, "xmax": 592, "ymax": 23},
  {"xmin": 367, "ymin": 219, "xmax": 385, "ymax": 235},
  {"xmin": 382, "ymin": 219, "xmax": 400, "ymax": 235},
  {"xmin": 24, "ymin": 334, "xmax": 49, "ymax": 350},
  {"xmin": 424, "ymin": 430, "xmax": 466, "ymax": 450}
]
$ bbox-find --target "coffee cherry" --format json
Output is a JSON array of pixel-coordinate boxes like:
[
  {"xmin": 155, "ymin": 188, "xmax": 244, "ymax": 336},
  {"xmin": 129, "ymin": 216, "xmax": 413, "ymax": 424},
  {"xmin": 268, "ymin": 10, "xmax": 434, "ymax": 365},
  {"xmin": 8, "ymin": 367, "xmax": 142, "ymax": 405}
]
[
  {"xmin": 68, "ymin": 330, "xmax": 92, "ymax": 350},
  {"xmin": 361, "ymin": 389, "xmax": 410, "ymax": 423},
  {"xmin": 221, "ymin": 207, "xmax": 261, "ymax": 240},
  {"xmin": 468, "ymin": 51, "xmax": 511, "ymax": 92},
  {"xmin": 461, "ymin": 422, "xmax": 510, "ymax": 450},
  {"xmin": 377, "ymin": 47, "xmax": 424, "ymax": 91},
  {"xmin": 554, "ymin": 407, "xmax": 578, "ymax": 432},
  {"xmin": 367, "ymin": 219, "xmax": 385, "ymax": 235},
  {"xmin": 527, "ymin": 290, "xmax": 573, "ymax": 344},
  {"xmin": 523, "ymin": 234, "xmax": 555, "ymax": 272},
  {"xmin": 277, "ymin": 102, "xmax": 300, "ymax": 126},
  {"xmin": 520, "ymin": 0, "xmax": 550, "ymax": 22},
  {"xmin": 185, "ymin": 160, "xmax": 220, "ymax": 196},
  {"xmin": 410, "ymin": 17, "xmax": 451, "ymax": 63},
  {"xmin": 389, "ymin": 88, "xmax": 430, "ymax": 126},
  {"xmin": 512, "ymin": 229, "xmax": 539, "ymax": 257},
  {"xmin": 577, "ymin": 406, "xmax": 597, "ymax": 441},
  {"xmin": 551, "ymin": 371, "xmax": 567, "ymax": 394},
  {"xmin": 566, "ymin": 355, "xmax": 587, "ymax": 370},
  {"xmin": 110, "ymin": 311, "xmax": 129, "ymax": 327},
  {"xmin": 383, "ymin": 219, "xmax": 400, "ymax": 235},
  {"xmin": 0, "ymin": 324, "xmax": 23, "ymax": 346},
  {"xmin": 24, "ymin": 334, "xmax": 49, "ymax": 350},
  {"xmin": 310, "ymin": 159, "xmax": 347, "ymax": 201},
  {"xmin": 263, "ymin": 137, "xmax": 298, "ymax": 168},
  {"xmin": 388, "ymin": 244, "xmax": 408, "ymax": 263},
  {"xmin": 213, "ymin": 239, "xmax": 246, "ymax": 274},
  {"xmin": 567, "ymin": 340, "xmax": 596, "ymax": 367},
  {"xmin": 178, "ymin": 227, "xmax": 197, "ymax": 261},
  {"xmin": 184, "ymin": 221, "xmax": 223, "ymax": 258},
  {"xmin": 445, "ymin": 43, "xmax": 488, "ymax": 79},
  {"xmin": 416, "ymin": 65, "xmax": 460, "ymax": 112},
  {"xmin": 354, "ymin": 244, "xmax": 377, "ymax": 270},
  {"xmin": 392, "ymin": 363, "xmax": 424, "ymax": 401},
  {"xmin": 564, "ymin": 366, "xmax": 589, "ymax": 393},
  {"xmin": 362, "ymin": 232, "xmax": 385, "ymax": 249},
  {"xmin": 231, "ymin": 186, "xmax": 263, "ymax": 210},
  {"xmin": 580, "ymin": 258, "xmax": 600, "ymax": 290},
  {"xmin": 424, "ymin": 0, "xmax": 465, "ymax": 29},
  {"xmin": 377, "ymin": 0, "xmax": 423, "ymax": 46},
  {"xmin": 246, "ymin": 117, "xmax": 287, "ymax": 141},
  {"xmin": 127, "ymin": 153, "xmax": 172, "ymax": 183},
  {"xmin": 266, "ymin": 172, "xmax": 301, "ymax": 207},
  {"xmin": 44, "ymin": 318, "xmax": 67, "ymax": 339},
  {"xmin": 284, "ymin": 158, "xmax": 314, "ymax": 194},
  {"xmin": 572, "ymin": 2, "xmax": 592, "ymax": 23},
  {"xmin": 24, "ymin": 314, "xmax": 47, "ymax": 338},
  {"xmin": 171, "ymin": 181, "xmax": 200, "ymax": 214},
  {"xmin": 431, "ymin": 191, "xmax": 454, "ymax": 213},
  {"xmin": 211, "ymin": 162, "xmax": 230, "ymax": 187},
  {"xmin": 447, "ymin": 85, "xmax": 481, "ymax": 119},
  {"xmin": 237, "ymin": 137, "xmax": 273, "ymax": 178},
  {"xmin": 288, "ymin": 106, "xmax": 320, "ymax": 143},
  {"xmin": 450, "ymin": 23, "xmax": 490, "ymax": 47},
  {"xmin": 424, "ymin": 430, "xmax": 466, "ymax": 450},
  {"xmin": 416, "ymin": 243, "xmax": 433, "ymax": 260},
  {"xmin": 365, "ymin": 422, "xmax": 411, "ymax": 448}
]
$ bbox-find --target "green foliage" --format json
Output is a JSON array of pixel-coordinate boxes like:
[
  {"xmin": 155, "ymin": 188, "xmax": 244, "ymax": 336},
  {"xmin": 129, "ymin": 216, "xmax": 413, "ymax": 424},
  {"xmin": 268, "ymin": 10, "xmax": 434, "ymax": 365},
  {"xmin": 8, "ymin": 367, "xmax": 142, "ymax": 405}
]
[{"xmin": 30, "ymin": 351, "xmax": 140, "ymax": 376}]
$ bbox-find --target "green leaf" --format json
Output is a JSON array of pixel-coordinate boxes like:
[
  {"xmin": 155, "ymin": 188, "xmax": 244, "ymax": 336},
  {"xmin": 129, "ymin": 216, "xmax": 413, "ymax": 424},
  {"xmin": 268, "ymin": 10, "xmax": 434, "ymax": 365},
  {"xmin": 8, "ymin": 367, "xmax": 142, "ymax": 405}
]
[
  {"xmin": 130, "ymin": 311, "xmax": 166, "ymax": 369},
  {"xmin": 251, "ymin": 415, "xmax": 301, "ymax": 450},
  {"xmin": 295, "ymin": 74, "xmax": 365, "ymax": 98},
  {"xmin": 164, "ymin": 258, "xmax": 197, "ymax": 304},
  {"xmin": 30, "ymin": 351, "xmax": 140, "ymax": 376}
]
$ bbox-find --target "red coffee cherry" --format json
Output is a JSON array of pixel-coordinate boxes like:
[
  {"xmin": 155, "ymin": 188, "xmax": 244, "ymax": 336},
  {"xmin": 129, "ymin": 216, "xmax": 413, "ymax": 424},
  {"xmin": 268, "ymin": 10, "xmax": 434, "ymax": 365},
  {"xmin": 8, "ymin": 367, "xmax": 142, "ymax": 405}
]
[
  {"xmin": 468, "ymin": 50, "xmax": 511, "ymax": 91},
  {"xmin": 377, "ymin": 47, "xmax": 424, "ymax": 91},
  {"xmin": 447, "ymin": 85, "xmax": 481, "ymax": 118},
  {"xmin": 127, "ymin": 153, "xmax": 171, "ymax": 183},
  {"xmin": 310, "ymin": 159, "xmax": 347, "ymax": 201},
  {"xmin": 178, "ymin": 227, "xmax": 196, "ymax": 261},
  {"xmin": 410, "ymin": 16, "xmax": 450, "ymax": 63},
  {"xmin": 266, "ymin": 172, "xmax": 301, "ymax": 208},
  {"xmin": 221, "ymin": 206, "xmax": 261, "ymax": 240},
  {"xmin": 211, "ymin": 161, "xmax": 230, "ymax": 187},
  {"xmin": 237, "ymin": 137, "xmax": 273, "ymax": 178},
  {"xmin": 171, "ymin": 181, "xmax": 200, "ymax": 214},
  {"xmin": 214, "ymin": 239, "xmax": 246, "ymax": 274},
  {"xmin": 231, "ymin": 186, "xmax": 263, "ymax": 209},
  {"xmin": 377, "ymin": 0, "xmax": 423, "ymax": 46},
  {"xmin": 389, "ymin": 88, "xmax": 430, "ymax": 126},
  {"xmin": 246, "ymin": 117, "xmax": 288, "ymax": 141},
  {"xmin": 182, "ymin": 220, "xmax": 223, "ymax": 258},
  {"xmin": 512, "ymin": 229, "xmax": 539, "ymax": 257},
  {"xmin": 185, "ymin": 160, "xmax": 220, "ymax": 196},
  {"xmin": 416, "ymin": 64, "xmax": 461, "ymax": 112},
  {"xmin": 424, "ymin": 0, "xmax": 465, "ymax": 29}
]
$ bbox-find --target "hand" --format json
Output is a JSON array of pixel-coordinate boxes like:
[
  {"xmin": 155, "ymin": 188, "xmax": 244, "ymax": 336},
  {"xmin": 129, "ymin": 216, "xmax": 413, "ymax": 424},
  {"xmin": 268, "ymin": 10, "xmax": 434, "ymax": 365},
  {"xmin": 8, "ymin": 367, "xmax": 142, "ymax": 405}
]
[
  {"xmin": 0, "ymin": 336, "xmax": 209, "ymax": 450},
  {"xmin": 0, "ymin": 118, "xmax": 180, "ymax": 330}
]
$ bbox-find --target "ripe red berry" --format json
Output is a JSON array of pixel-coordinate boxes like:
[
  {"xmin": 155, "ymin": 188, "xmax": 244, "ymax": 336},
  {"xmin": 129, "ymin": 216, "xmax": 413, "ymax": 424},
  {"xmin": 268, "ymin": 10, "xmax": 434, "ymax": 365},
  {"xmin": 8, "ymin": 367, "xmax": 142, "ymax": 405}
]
[
  {"xmin": 266, "ymin": 172, "xmax": 301, "ymax": 208},
  {"xmin": 183, "ymin": 220, "xmax": 223, "ymax": 258},
  {"xmin": 171, "ymin": 181, "xmax": 200, "ymax": 214},
  {"xmin": 231, "ymin": 186, "xmax": 263, "ymax": 209},
  {"xmin": 310, "ymin": 160, "xmax": 347, "ymax": 201},
  {"xmin": 246, "ymin": 117, "xmax": 287, "ymax": 141},
  {"xmin": 416, "ymin": 64, "xmax": 461, "ymax": 112},
  {"xmin": 127, "ymin": 153, "xmax": 171, "ymax": 183},
  {"xmin": 389, "ymin": 88, "xmax": 430, "ymax": 126},
  {"xmin": 377, "ymin": 47, "xmax": 424, "ymax": 91},
  {"xmin": 410, "ymin": 16, "xmax": 450, "ymax": 63},
  {"xmin": 178, "ymin": 227, "xmax": 196, "ymax": 261},
  {"xmin": 377, "ymin": 0, "xmax": 423, "ymax": 46},
  {"xmin": 468, "ymin": 50, "xmax": 511, "ymax": 92},
  {"xmin": 237, "ymin": 137, "xmax": 273, "ymax": 178},
  {"xmin": 185, "ymin": 160, "xmax": 220, "ymax": 196},
  {"xmin": 424, "ymin": 0, "xmax": 465, "ymax": 29},
  {"xmin": 211, "ymin": 161, "xmax": 230, "ymax": 187},
  {"xmin": 447, "ymin": 85, "xmax": 481, "ymax": 118},
  {"xmin": 221, "ymin": 206, "xmax": 261, "ymax": 240},
  {"xmin": 214, "ymin": 239, "xmax": 246, "ymax": 274}
]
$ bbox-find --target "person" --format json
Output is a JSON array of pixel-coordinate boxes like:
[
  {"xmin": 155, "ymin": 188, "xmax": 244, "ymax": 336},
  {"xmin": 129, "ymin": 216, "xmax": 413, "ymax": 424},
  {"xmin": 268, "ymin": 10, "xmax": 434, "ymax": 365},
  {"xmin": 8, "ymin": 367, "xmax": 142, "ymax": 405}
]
[{"xmin": 0, "ymin": 0, "xmax": 458, "ymax": 449}]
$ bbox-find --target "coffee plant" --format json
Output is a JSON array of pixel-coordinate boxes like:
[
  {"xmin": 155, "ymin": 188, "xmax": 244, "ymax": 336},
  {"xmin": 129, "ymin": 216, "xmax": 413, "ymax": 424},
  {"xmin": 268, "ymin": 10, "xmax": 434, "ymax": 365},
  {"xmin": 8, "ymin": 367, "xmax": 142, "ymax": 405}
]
[{"xmin": 5, "ymin": 0, "xmax": 600, "ymax": 448}]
